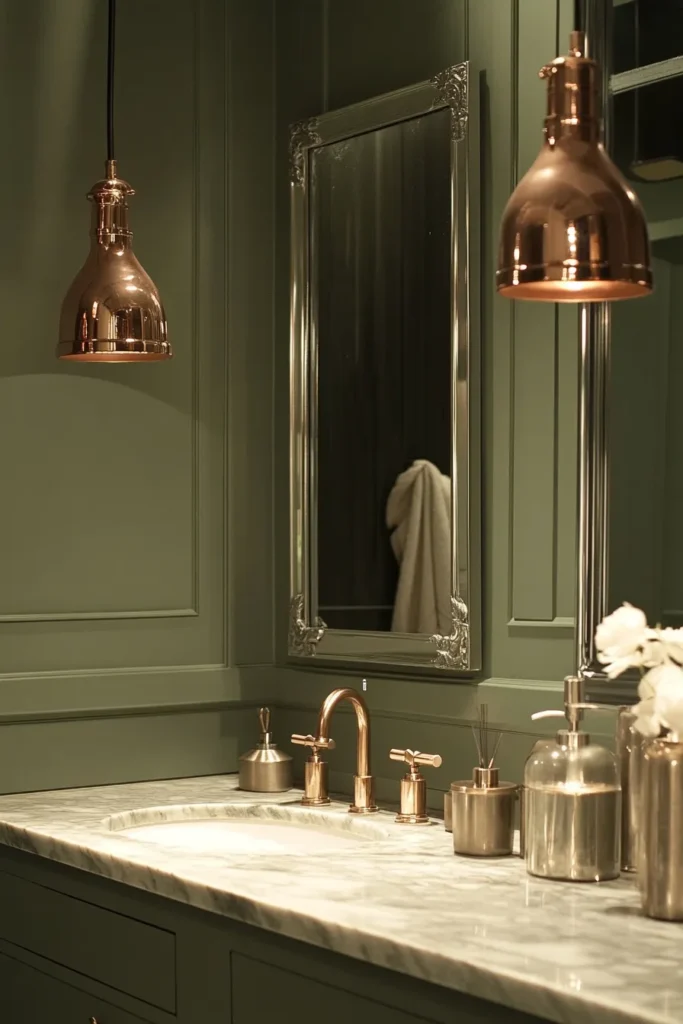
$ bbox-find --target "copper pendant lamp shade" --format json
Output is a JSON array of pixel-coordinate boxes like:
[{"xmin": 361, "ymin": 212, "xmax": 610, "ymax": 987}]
[
  {"xmin": 57, "ymin": 0, "xmax": 171, "ymax": 361},
  {"xmin": 497, "ymin": 31, "xmax": 652, "ymax": 302}
]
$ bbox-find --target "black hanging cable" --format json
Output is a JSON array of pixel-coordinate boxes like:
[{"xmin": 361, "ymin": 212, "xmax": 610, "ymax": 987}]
[{"xmin": 106, "ymin": 0, "xmax": 116, "ymax": 162}]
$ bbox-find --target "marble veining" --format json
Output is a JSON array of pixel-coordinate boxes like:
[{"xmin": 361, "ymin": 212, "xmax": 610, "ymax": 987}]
[{"xmin": 0, "ymin": 775, "xmax": 679, "ymax": 1024}]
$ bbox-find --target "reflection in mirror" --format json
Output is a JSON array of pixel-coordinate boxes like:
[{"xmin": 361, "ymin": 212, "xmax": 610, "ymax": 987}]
[
  {"xmin": 313, "ymin": 111, "xmax": 452, "ymax": 636},
  {"xmin": 609, "ymin": 65, "xmax": 683, "ymax": 628},
  {"xmin": 289, "ymin": 67, "xmax": 480, "ymax": 673}
]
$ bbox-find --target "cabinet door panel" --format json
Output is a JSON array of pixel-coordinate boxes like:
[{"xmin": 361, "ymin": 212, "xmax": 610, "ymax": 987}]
[
  {"xmin": 0, "ymin": 950, "xmax": 154, "ymax": 1024},
  {"xmin": 0, "ymin": 869, "xmax": 175, "ymax": 1012},
  {"xmin": 232, "ymin": 953, "xmax": 434, "ymax": 1024}
]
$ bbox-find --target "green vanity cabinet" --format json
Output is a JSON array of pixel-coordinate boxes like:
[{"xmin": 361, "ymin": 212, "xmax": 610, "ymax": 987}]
[
  {"xmin": 0, "ymin": 951, "xmax": 156, "ymax": 1024},
  {"xmin": 0, "ymin": 847, "xmax": 547, "ymax": 1024},
  {"xmin": 231, "ymin": 955, "xmax": 435, "ymax": 1024}
]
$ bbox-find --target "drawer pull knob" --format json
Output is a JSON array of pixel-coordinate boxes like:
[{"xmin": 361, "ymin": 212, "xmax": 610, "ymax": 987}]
[{"xmin": 89, "ymin": 1018, "xmax": 99, "ymax": 1023}]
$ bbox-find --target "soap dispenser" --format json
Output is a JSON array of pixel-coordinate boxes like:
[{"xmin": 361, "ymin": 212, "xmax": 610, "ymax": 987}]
[
  {"xmin": 525, "ymin": 676, "xmax": 621, "ymax": 882},
  {"xmin": 239, "ymin": 707, "xmax": 293, "ymax": 793}
]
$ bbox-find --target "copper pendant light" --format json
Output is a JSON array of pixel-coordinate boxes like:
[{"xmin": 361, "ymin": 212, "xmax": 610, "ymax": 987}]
[
  {"xmin": 497, "ymin": 31, "xmax": 652, "ymax": 302},
  {"xmin": 57, "ymin": 0, "xmax": 171, "ymax": 361}
]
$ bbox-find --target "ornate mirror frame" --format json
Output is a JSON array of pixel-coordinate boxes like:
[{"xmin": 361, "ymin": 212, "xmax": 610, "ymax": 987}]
[{"xmin": 288, "ymin": 64, "xmax": 481, "ymax": 675}]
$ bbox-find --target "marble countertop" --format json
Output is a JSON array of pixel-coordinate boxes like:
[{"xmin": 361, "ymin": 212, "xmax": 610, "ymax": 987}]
[{"xmin": 0, "ymin": 775, "xmax": 678, "ymax": 1024}]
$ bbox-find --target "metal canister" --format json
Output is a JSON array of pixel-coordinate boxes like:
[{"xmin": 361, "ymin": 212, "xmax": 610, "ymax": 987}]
[
  {"xmin": 238, "ymin": 707, "xmax": 293, "ymax": 793},
  {"xmin": 640, "ymin": 737, "xmax": 683, "ymax": 920},
  {"xmin": 615, "ymin": 707, "xmax": 644, "ymax": 873},
  {"xmin": 444, "ymin": 789, "xmax": 453, "ymax": 832},
  {"xmin": 519, "ymin": 739, "xmax": 554, "ymax": 859},
  {"xmin": 451, "ymin": 767, "xmax": 518, "ymax": 857}
]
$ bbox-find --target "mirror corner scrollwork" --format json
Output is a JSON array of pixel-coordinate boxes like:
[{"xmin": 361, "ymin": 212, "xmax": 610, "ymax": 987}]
[
  {"xmin": 430, "ymin": 62, "xmax": 468, "ymax": 142},
  {"xmin": 289, "ymin": 118, "xmax": 322, "ymax": 187},
  {"xmin": 288, "ymin": 594, "xmax": 326, "ymax": 657},
  {"xmin": 430, "ymin": 596, "xmax": 470, "ymax": 670}
]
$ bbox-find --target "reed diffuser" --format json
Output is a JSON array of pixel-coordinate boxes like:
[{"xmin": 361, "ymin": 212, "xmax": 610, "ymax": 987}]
[{"xmin": 450, "ymin": 704, "xmax": 518, "ymax": 857}]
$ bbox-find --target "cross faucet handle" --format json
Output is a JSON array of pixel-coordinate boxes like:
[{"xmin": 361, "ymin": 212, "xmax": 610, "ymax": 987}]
[
  {"xmin": 291, "ymin": 733, "xmax": 336, "ymax": 752},
  {"xmin": 390, "ymin": 748, "xmax": 442, "ymax": 770}
]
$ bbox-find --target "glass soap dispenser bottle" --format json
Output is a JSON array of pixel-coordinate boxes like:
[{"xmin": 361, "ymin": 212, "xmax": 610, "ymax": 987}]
[{"xmin": 525, "ymin": 676, "xmax": 621, "ymax": 882}]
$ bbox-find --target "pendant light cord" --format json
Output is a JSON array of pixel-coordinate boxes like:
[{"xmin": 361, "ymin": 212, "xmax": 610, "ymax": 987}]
[{"xmin": 107, "ymin": 0, "xmax": 116, "ymax": 162}]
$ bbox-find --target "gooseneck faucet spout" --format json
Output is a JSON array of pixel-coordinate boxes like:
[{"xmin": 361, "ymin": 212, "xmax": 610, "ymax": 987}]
[{"xmin": 291, "ymin": 686, "xmax": 378, "ymax": 814}]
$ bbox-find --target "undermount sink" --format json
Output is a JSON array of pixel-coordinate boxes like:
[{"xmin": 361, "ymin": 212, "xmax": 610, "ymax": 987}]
[{"xmin": 103, "ymin": 802, "xmax": 393, "ymax": 855}]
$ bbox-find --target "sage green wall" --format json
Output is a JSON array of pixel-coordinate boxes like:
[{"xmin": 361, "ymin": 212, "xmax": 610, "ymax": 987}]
[
  {"xmin": 0, "ymin": 0, "xmax": 588, "ymax": 799},
  {"xmin": 0, "ymin": 0, "xmax": 276, "ymax": 792},
  {"xmin": 258, "ymin": 0, "xmax": 587, "ymax": 802}
]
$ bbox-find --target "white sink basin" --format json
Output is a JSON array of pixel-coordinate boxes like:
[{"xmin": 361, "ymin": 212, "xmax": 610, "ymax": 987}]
[{"xmin": 103, "ymin": 802, "xmax": 392, "ymax": 855}]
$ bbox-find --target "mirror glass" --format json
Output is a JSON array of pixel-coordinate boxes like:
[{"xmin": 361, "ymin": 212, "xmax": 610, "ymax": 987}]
[
  {"xmin": 609, "ymin": 5, "xmax": 683, "ymax": 627},
  {"xmin": 312, "ymin": 109, "xmax": 452, "ymax": 635}
]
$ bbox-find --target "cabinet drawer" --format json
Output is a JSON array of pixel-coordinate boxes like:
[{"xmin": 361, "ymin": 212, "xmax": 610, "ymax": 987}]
[
  {"xmin": 0, "ymin": 949, "xmax": 155, "ymax": 1023},
  {"xmin": 0, "ymin": 869, "xmax": 175, "ymax": 1012},
  {"xmin": 232, "ymin": 954, "xmax": 434, "ymax": 1024}
]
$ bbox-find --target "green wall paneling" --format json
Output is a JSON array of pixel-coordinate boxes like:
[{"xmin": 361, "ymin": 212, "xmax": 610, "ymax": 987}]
[
  {"xmin": 0, "ymin": 0, "xmax": 587, "ymax": 795},
  {"xmin": 0, "ymin": 0, "xmax": 226, "ymax": 674},
  {"xmin": 0, "ymin": 0, "xmax": 278, "ymax": 792},
  {"xmin": 273, "ymin": 0, "xmax": 579, "ymax": 771}
]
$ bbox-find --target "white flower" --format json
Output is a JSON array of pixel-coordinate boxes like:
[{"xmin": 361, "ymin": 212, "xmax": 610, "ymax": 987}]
[
  {"xmin": 633, "ymin": 697, "xmax": 660, "ymax": 738},
  {"xmin": 595, "ymin": 604, "xmax": 648, "ymax": 677},
  {"xmin": 647, "ymin": 627, "xmax": 683, "ymax": 667},
  {"xmin": 653, "ymin": 663, "xmax": 683, "ymax": 738}
]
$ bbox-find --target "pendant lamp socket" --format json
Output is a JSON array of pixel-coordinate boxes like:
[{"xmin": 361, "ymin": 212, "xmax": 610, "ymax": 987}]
[{"xmin": 497, "ymin": 31, "xmax": 652, "ymax": 302}]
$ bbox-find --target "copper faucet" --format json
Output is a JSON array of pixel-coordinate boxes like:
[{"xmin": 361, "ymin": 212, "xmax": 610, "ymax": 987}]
[{"xmin": 291, "ymin": 687, "xmax": 378, "ymax": 814}]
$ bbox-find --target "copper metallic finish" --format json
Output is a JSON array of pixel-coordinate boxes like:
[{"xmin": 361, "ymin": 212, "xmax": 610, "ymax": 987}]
[
  {"xmin": 58, "ymin": 160, "xmax": 171, "ymax": 362},
  {"xmin": 291, "ymin": 733, "xmax": 335, "ymax": 806},
  {"xmin": 497, "ymin": 32, "xmax": 652, "ymax": 302},
  {"xmin": 390, "ymin": 748, "xmax": 442, "ymax": 824},
  {"xmin": 293, "ymin": 687, "xmax": 378, "ymax": 813}
]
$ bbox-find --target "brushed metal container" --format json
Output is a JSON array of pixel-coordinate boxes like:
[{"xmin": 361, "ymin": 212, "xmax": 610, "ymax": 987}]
[
  {"xmin": 239, "ymin": 707, "xmax": 293, "ymax": 793},
  {"xmin": 451, "ymin": 767, "xmax": 517, "ymax": 857},
  {"xmin": 525, "ymin": 781, "xmax": 621, "ymax": 881},
  {"xmin": 640, "ymin": 738, "xmax": 683, "ymax": 921},
  {"xmin": 519, "ymin": 739, "xmax": 554, "ymax": 859},
  {"xmin": 616, "ymin": 707, "xmax": 644, "ymax": 873}
]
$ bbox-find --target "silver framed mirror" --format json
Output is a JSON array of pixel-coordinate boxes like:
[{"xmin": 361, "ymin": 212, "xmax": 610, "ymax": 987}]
[{"xmin": 288, "ymin": 64, "xmax": 481, "ymax": 674}]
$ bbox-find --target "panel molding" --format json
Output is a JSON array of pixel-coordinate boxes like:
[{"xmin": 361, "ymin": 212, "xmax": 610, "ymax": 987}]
[
  {"xmin": 0, "ymin": 608, "xmax": 198, "ymax": 624},
  {"xmin": 0, "ymin": 665, "xmax": 247, "ymax": 724},
  {"xmin": 0, "ymin": 3, "xmax": 202, "ymax": 627},
  {"xmin": 507, "ymin": 616, "xmax": 574, "ymax": 637},
  {"xmin": 0, "ymin": 0, "xmax": 228, "ymax": 675}
]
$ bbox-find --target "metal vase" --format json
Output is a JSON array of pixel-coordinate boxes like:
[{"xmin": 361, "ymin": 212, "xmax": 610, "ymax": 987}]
[
  {"xmin": 640, "ymin": 737, "xmax": 683, "ymax": 921},
  {"xmin": 615, "ymin": 708, "xmax": 644, "ymax": 873}
]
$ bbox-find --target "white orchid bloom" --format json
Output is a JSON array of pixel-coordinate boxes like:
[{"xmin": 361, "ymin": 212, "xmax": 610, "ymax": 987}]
[
  {"xmin": 653, "ymin": 663, "xmax": 683, "ymax": 738},
  {"xmin": 647, "ymin": 627, "xmax": 683, "ymax": 667},
  {"xmin": 595, "ymin": 603, "xmax": 648, "ymax": 677}
]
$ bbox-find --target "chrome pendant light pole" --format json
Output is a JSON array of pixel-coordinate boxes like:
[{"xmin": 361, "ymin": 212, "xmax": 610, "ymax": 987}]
[
  {"xmin": 496, "ymin": 29, "xmax": 652, "ymax": 302},
  {"xmin": 57, "ymin": 0, "xmax": 171, "ymax": 362}
]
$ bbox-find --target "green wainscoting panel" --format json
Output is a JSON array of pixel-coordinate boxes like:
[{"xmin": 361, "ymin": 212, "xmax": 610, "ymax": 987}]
[
  {"xmin": 0, "ymin": 0, "xmax": 586, "ymax": 796},
  {"xmin": 0, "ymin": 0, "xmax": 227, "ymax": 677},
  {"xmin": 0, "ymin": 0, "xmax": 279, "ymax": 792},
  {"xmin": 0, "ymin": 705, "xmax": 261, "ymax": 796}
]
